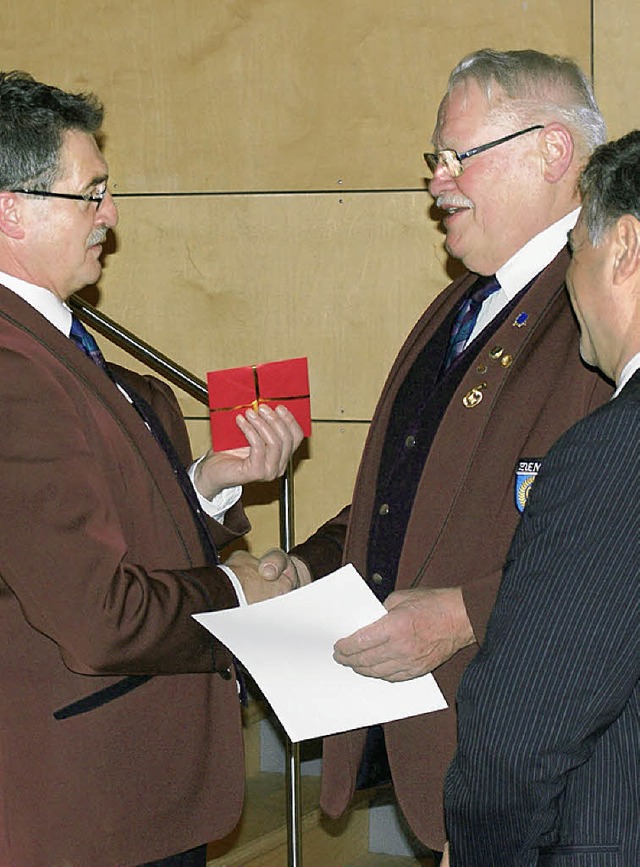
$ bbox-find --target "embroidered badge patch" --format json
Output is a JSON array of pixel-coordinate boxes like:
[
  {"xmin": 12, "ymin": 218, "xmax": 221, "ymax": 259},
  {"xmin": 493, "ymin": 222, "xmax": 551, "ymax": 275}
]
[{"xmin": 515, "ymin": 458, "xmax": 542, "ymax": 512}]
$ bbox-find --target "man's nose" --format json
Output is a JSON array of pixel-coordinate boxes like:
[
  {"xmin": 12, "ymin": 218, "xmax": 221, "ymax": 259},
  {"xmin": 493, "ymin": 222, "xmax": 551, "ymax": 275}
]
[
  {"xmin": 428, "ymin": 164, "xmax": 457, "ymax": 198},
  {"xmin": 96, "ymin": 190, "xmax": 118, "ymax": 228}
]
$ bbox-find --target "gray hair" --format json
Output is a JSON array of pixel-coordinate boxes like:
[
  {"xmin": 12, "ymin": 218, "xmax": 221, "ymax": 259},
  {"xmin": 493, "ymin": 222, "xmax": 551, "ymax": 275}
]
[
  {"xmin": 579, "ymin": 130, "xmax": 640, "ymax": 245},
  {"xmin": 0, "ymin": 70, "xmax": 103, "ymax": 191},
  {"xmin": 441, "ymin": 48, "xmax": 606, "ymax": 159}
]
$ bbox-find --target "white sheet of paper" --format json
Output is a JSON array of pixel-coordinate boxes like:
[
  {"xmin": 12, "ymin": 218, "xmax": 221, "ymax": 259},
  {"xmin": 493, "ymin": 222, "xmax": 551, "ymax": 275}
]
[{"xmin": 193, "ymin": 563, "xmax": 447, "ymax": 743}]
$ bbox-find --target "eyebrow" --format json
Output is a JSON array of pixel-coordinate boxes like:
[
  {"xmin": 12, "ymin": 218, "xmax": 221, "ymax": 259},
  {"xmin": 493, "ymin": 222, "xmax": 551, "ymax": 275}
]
[{"xmin": 82, "ymin": 173, "xmax": 108, "ymax": 192}]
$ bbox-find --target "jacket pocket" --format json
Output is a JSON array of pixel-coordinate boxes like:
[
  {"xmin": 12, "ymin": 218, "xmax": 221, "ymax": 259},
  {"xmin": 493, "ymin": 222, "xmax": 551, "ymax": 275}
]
[{"xmin": 53, "ymin": 675, "xmax": 153, "ymax": 719}]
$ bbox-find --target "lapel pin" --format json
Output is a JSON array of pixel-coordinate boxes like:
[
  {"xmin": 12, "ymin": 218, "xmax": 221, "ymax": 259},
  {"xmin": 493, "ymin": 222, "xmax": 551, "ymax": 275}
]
[{"xmin": 513, "ymin": 312, "xmax": 529, "ymax": 328}]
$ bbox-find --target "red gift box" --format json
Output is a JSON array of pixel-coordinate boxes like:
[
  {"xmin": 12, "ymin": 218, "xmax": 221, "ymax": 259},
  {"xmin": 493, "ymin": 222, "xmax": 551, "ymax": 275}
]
[{"xmin": 207, "ymin": 357, "xmax": 311, "ymax": 450}]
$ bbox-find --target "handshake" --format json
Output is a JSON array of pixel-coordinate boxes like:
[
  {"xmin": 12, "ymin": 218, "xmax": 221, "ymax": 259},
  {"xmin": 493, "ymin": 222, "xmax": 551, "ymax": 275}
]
[
  {"xmin": 224, "ymin": 548, "xmax": 312, "ymax": 604},
  {"xmin": 224, "ymin": 547, "xmax": 474, "ymax": 684}
]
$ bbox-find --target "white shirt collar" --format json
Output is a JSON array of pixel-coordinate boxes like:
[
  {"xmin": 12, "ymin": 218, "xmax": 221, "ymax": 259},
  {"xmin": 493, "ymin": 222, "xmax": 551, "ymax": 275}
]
[
  {"xmin": 469, "ymin": 208, "xmax": 580, "ymax": 345},
  {"xmin": 613, "ymin": 352, "xmax": 640, "ymax": 397},
  {"xmin": 496, "ymin": 207, "xmax": 580, "ymax": 300},
  {"xmin": 0, "ymin": 269, "xmax": 72, "ymax": 336}
]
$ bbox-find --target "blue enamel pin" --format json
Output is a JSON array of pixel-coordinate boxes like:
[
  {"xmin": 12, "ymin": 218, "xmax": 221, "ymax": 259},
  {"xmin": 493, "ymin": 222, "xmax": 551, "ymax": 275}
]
[{"xmin": 513, "ymin": 311, "xmax": 529, "ymax": 327}]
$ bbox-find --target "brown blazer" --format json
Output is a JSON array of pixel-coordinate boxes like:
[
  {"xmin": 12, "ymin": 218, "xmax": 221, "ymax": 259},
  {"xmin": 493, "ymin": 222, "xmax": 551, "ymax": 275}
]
[
  {"xmin": 294, "ymin": 250, "xmax": 613, "ymax": 849},
  {"xmin": 0, "ymin": 284, "xmax": 250, "ymax": 866}
]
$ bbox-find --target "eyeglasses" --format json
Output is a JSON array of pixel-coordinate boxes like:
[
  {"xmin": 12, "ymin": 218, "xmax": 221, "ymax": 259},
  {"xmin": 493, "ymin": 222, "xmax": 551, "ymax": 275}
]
[
  {"xmin": 9, "ymin": 186, "xmax": 108, "ymax": 209},
  {"xmin": 423, "ymin": 125, "xmax": 544, "ymax": 178}
]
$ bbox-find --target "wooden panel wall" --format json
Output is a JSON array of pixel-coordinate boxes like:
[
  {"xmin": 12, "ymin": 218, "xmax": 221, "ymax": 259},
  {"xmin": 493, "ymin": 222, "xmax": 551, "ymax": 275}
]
[
  {"xmin": 594, "ymin": 0, "xmax": 640, "ymax": 139},
  {"xmin": 2, "ymin": 0, "xmax": 630, "ymax": 556}
]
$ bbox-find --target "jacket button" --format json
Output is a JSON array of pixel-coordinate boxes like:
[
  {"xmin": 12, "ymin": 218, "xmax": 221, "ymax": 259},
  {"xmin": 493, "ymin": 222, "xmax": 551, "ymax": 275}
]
[
  {"xmin": 405, "ymin": 434, "xmax": 416, "ymax": 449},
  {"xmin": 371, "ymin": 572, "xmax": 384, "ymax": 585},
  {"xmin": 379, "ymin": 503, "xmax": 390, "ymax": 515}
]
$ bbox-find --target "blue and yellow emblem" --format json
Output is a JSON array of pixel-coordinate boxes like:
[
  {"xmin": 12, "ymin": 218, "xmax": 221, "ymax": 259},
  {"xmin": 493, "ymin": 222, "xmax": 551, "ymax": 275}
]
[
  {"xmin": 513, "ymin": 311, "xmax": 529, "ymax": 328},
  {"xmin": 515, "ymin": 458, "xmax": 541, "ymax": 512}
]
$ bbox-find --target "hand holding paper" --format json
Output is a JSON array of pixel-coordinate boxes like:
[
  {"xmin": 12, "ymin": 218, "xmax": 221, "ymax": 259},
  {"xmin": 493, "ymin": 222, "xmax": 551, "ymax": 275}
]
[
  {"xmin": 194, "ymin": 564, "xmax": 447, "ymax": 743},
  {"xmin": 333, "ymin": 584, "xmax": 476, "ymax": 681}
]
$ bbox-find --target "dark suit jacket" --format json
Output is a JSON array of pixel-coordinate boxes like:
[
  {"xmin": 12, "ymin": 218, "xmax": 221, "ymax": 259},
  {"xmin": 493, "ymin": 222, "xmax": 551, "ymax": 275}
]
[
  {"xmin": 293, "ymin": 250, "xmax": 613, "ymax": 847},
  {"xmin": 0, "ymin": 284, "xmax": 251, "ymax": 866},
  {"xmin": 445, "ymin": 370, "xmax": 640, "ymax": 865}
]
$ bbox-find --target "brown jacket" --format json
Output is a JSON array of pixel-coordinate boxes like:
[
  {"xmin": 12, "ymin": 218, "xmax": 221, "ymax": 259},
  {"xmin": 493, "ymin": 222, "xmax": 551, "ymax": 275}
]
[
  {"xmin": 0, "ymin": 284, "xmax": 249, "ymax": 866},
  {"xmin": 294, "ymin": 250, "xmax": 613, "ymax": 848}
]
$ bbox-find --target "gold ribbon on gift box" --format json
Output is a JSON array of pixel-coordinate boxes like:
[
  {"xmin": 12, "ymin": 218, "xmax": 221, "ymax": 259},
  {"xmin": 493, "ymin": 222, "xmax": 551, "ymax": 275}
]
[{"xmin": 210, "ymin": 365, "xmax": 310, "ymax": 414}]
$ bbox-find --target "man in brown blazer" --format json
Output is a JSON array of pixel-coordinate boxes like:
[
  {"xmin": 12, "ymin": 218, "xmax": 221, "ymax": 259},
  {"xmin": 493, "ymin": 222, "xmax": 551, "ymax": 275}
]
[
  {"xmin": 256, "ymin": 49, "xmax": 614, "ymax": 857},
  {"xmin": 0, "ymin": 72, "xmax": 302, "ymax": 866}
]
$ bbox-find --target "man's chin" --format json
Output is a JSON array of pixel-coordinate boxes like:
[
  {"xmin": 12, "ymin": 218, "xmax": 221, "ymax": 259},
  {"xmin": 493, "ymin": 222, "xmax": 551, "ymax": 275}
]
[
  {"xmin": 74, "ymin": 263, "xmax": 102, "ymax": 294},
  {"xmin": 579, "ymin": 345, "xmax": 598, "ymax": 370},
  {"xmin": 444, "ymin": 232, "xmax": 473, "ymax": 266},
  {"xmin": 444, "ymin": 238, "xmax": 463, "ymax": 261}
]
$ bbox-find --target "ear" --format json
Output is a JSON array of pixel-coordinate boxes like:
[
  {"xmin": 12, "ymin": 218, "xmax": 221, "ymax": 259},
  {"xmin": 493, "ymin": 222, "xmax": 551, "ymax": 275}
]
[
  {"xmin": 539, "ymin": 122, "xmax": 574, "ymax": 183},
  {"xmin": 0, "ymin": 191, "xmax": 26, "ymax": 240},
  {"xmin": 611, "ymin": 214, "xmax": 640, "ymax": 285}
]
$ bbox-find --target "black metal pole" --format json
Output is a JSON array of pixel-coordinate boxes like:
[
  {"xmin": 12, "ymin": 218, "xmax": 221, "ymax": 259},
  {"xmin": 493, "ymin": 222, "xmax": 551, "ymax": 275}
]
[
  {"xmin": 69, "ymin": 294, "xmax": 209, "ymax": 404},
  {"xmin": 280, "ymin": 465, "xmax": 303, "ymax": 866}
]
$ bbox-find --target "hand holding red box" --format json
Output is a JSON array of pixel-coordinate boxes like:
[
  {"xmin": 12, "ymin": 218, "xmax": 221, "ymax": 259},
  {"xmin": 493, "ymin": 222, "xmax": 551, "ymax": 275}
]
[{"xmin": 207, "ymin": 357, "xmax": 311, "ymax": 451}]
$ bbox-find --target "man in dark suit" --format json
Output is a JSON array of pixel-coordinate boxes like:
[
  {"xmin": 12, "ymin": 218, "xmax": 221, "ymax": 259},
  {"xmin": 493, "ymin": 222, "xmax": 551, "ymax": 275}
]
[
  {"xmin": 253, "ymin": 49, "xmax": 613, "ymax": 853},
  {"xmin": 444, "ymin": 130, "xmax": 640, "ymax": 865},
  {"xmin": 0, "ymin": 71, "xmax": 302, "ymax": 866}
]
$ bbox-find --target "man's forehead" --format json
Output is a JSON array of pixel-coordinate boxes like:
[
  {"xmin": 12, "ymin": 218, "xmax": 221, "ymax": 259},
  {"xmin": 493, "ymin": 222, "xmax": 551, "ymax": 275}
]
[
  {"xmin": 434, "ymin": 80, "xmax": 495, "ymax": 147},
  {"xmin": 58, "ymin": 129, "xmax": 108, "ymax": 181}
]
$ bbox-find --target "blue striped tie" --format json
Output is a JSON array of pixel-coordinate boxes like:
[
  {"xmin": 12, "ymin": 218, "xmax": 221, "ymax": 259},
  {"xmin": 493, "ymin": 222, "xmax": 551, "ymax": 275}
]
[
  {"xmin": 443, "ymin": 274, "xmax": 501, "ymax": 371},
  {"xmin": 69, "ymin": 315, "xmax": 109, "ymax": 370},
  {"xmin": 68, "ymin": 314, "xmax": 219, "ymax": 566}
]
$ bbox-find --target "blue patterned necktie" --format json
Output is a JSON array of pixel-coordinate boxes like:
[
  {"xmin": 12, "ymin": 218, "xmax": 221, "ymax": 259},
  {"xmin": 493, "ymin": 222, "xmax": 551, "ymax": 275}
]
[
  {"xmin": 70, "ymin": 315, "xmax": 109, "ymax": 370},
  {"xmin": 68, "ymin": 314, "xmax": 219, "ymax": 566},
  {"xmin": 443, "ymin": 274, "xmax": 501, "ymax": 371}
]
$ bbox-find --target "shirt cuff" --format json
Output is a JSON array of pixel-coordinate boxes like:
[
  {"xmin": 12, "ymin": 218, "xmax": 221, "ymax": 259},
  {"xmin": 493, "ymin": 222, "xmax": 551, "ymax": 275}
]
[
  {"xmin": 218, "ymin": 564, "xmax": 248, "ymax": 607},
  {"xmin": 188, "ymin": 456, "xmax": 242, "ymax": 524}
]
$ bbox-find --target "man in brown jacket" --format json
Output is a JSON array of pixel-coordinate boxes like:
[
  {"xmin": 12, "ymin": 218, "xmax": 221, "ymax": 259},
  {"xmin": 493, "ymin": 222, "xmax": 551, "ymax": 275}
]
[
  {"xmin": 256, "ymin": 49, "xmax": 613, "ymax": 857},
  {"xmin": 0, "ymin": 71, "xmax": 301, "ymax": 866}
]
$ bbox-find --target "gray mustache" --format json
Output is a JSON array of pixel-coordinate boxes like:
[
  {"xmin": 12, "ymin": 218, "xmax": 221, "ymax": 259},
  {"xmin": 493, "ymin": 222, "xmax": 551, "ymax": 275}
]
[
  {"xmin": 436, "ymin": 195, "xmax": 473, "ymax": 210},
  {"xmin": 87, "ymin": 229, "xmax": 108, "ymax": 247}
]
